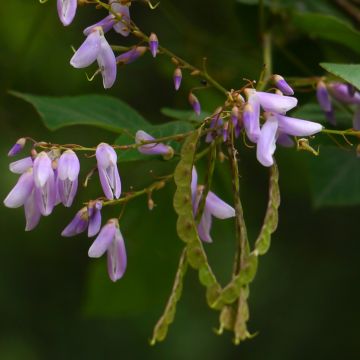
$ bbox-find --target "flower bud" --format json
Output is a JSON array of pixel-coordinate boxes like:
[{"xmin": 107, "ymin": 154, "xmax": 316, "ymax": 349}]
[
  {"xmin": 149, "ymin": 33, "xmax": 159, "ymax": 58},
  {"xmin": 173, "ymin": 67, "xmax": 182, "ymax": 91},
  {"xmin": 116, "ymin": 46, "xmax": 147, "ymax": 65},
  {"xmin": 273, "ymin": 74, "xmax": 294, "ymax": 96},
  {"xmin": 8, "ymin": 138, "xmax": 26, "ymax": 157},
  {"xmin": 188, "ymin": 93, "xmax": 201, "ymax": 116}
]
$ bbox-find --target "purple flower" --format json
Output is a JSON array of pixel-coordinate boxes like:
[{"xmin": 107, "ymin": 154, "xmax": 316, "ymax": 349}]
[
  {"xmin": 191, "ymin": 167, "xmax": 235, "ymax": 243},
  {"xmin": 96, "ymin": 143, "xmax": 121, "ymax": 200},
  {"xmin": 70, "ymin": 29, "xmax": 117, "ymax": 89},
  {"xmin": 116, "ymin": 47, "xmax": 147, "ymax": 65},
  {"xmin": 4, "ymin": 168, "xmax": 35, "ymax": 208},
  {"xmin": 231, "ymin": 106, "xmax": 241, "ymax": 138},
  {"xmin": 88, "ymin": 200, "xmax": 103, "ymax": 237},
  {"xmin": 9, "ymin": 156, "xmax": 33, "ymax": 174},
  {"xmin": 24, "ymin": 189, "xmax": 41, "ymax": 231},
  {"xmin": 316, "ymin": 80, "xmax": 334, "ymax": 125},
  {"xmin": 57, "ymin": 0, "xmax": 77, "ymax": 26},
  {"xmin": 61, "ymin": 207, "xmax": 89, "ymax": 237},
  {"xmin": 149, "ymin": 33, "xmax": 159, "ymax": 58},
  {"xmin": 329, "ymin": 83, "xmax": 360, "ymax": 104},
  {"xmin": 8, "ymin": 138, "xmax": 26, "ymax": 157},
  {"xmin": 256, "ymin": 113, "xmax": 323, "ymax": 167},
  {"xmin": 205, "ymin": 112, "xmax": 223, "ymax": 143},
  {"xmin": 135, "ymin": 130, "xmax": 174, "ymax": 159},
  {"xmin": 57, "ymin": 150, "xmax": 80, "ymax": 207},
  {"xmin": 173, "ymin": 68, "xmax": 182, "ymax": 91},
  {"xmin": 33, "ymin": 152, "xmax": 56, "ymax": 216},
  {"xmin": 109, "ymin": 1, "xmax": 131, "ymax": 37},
  {"xmin": 88, "ymin": 219, "xmax": 127, "ymax": 282},
  {"xmin": 189, "ymin": 93, "xmax": 201, "ymax": 116},
  {"xmin": 273, "ymin": 75, "xmax": 294, "ymax": 96}
]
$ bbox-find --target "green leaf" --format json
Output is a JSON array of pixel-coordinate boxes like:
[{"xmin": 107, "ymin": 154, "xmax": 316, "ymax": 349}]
[
  {"xmin": 292, "ymin": 13, "xmax": 360, "ymax": 55},
  {"xmin": 161, "ymin": 108, "xmax": 210, "ymax": 122},
  {"xmin": 320, "ymin": 63, "xmax": 360, "ymax": 91},
  {"xmin": 307, "ymin": 146, "xmax": 360, "ymax": 207},
  {"xmin": 114, "ymin": 121, "xmax": 194, "ymax": 162},
  {"xmin": 10, "ymin": 91, "xmax": 149, "ymax": 133}
]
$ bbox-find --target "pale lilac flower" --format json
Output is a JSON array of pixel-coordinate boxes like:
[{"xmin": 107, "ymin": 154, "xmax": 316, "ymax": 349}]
[
  {"xmin": 96, "ymin": 143, "xmax": 121, "ymax": 200},
  {"xmin": 173, "ymin": 68, "xmax": 182, "ymax": 91},
  {"xmin": 70, "ymin": 29, "xmax": 117, "ymax": 89},
  {"xmin": 88, "ymin": 219, "xmax": 127, "ymax": 282},
  {"xmin": 4, "ymin": 168, "xmax": 35, "ymax": 208},
  {"xmin": 8, "ymin": 138, "xmax": 26, "ymax": 157},
  {"xmin": 57, "ymin": 150, "xmax": 80, "ymax": 207},
  {"xmin": 149, "ymin": 33, "xmax": 159, "ymax": 58},
  {"xmin": 57, "ymin": 0, "xmax": 77, "ymax": 26},
  {"xmin": 116, "ymin": 47, "xmax": 147, "ymax": 65},
  {"xmin": 9, "ymin": 157, "xmax": 33, "ymax": 174},
  {"xmin": 88, "ymin": 200, "xmax": 103, "ymax": 237},
  {"xmin": 24, "ymin": 189, "xmax": 41, "ymax": 231},
  {"xmin": 316, "ymin": 80, "xmax": 334, "ymax": 125},
  {"xmin": 191, "ymin": 167, "xmax": 235, "ymax": 243},
  {"xmin": 256, "ymin": 113, "xmax": 323, "ymax": 167},
  {"xmin": 135, "ymin": 130, "xmax": 174, "ymax": 159},
  {"xmin": 329, "ymin": 83, "xmax": 360, "ymax": 104},
  {"xmin": 61, "ymin": 207, "xmax": 88, "ymax": 237},
  {"xmin": 273, "ymin": 75, "xmax": 294, "ymax": 96},
  {"xmin": 189, "ymin": 93, "xmax": 201, "ymax": 116},
  {"xmin": 243, "ymin": 102, "xmax": 261, "ymax": 143},
  {"xmin": 109, "ymin": 1, "xmax": 131, "ymax": 37},
  {"xmin": 33, "ymin": 152, "xmax": 56, "ymax": 216}
]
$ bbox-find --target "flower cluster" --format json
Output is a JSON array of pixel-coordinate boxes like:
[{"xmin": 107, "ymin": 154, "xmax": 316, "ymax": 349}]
[{"xmin": 317, "ymin": 81, "xmax": 360, "ymax": 128}]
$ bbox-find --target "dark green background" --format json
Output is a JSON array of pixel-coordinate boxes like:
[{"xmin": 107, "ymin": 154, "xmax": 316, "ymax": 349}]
[{"xmin": 1, "ymin": 0, "xmax": 360, "ymax": 359}]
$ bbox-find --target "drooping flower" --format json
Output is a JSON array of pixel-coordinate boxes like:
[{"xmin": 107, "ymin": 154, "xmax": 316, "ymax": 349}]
[
  {"xmin": 83, "ymin": 15, "xmax": 117, "ymax": 36},
  {"xmin": 61, "ymin": 207, "xmax": 89, "ymax": 237},
  {"xmin": 3, "ymin": 168, "xmax": 35, "ymax": 208},
  {"xmin": 8, "ymin": 138, "xmax": 26, "ymax": 157},
  {"xmin": 116, "ymin": 47, "xmax": 147, "ymax": 65},
  {"xmin": 57, "ymin": 150, "xmax": 80, "ymax": 207},
  {"xmin": 149, "ymin": 33, "xmax": 159, "ymax": 58},
  {"xmin": 256, "ymin": 113, "xmax": 323, "ymax": 167},
  {"xmin": 57, "ymin": 0, "xmax": 77, "ymax": 26},
  {"xmin": 109, "ymin": 1, "xmax": 131, "ymax": 37},
  {"xmin": 70, "ymin": 28, "xmax": 117, "ymax": 89},
  {"xmin": 88, "ymin": 219, "xmax": 127, "ymax": 282},
  {"xmin": 273, "ymin": 74, "xmax": 294, "ymax": 96},
  {"xmin": 189, "ymin": 93, "xmax": 201, "ymax": 116},
  {"xmin": 96, "ymin": 143, "xmax": 121, "ymax": 200},
  {"xmin": 173, "ymin": 68, "xmax": 182, "ymax": 91},
  {"xmin": 9, "ymin": 156, "xmax": 33, "ymax": 174},
  {"xmin": 33, "ymin": 152, "xmax": 56, "ymax": 216},
  {"xmin": 135, "ymin": 130, "xmax": 174, "ymax": 159},
  {"xmin": 191, "ymin": 167, "xmax": 235, "ymax": 243}
]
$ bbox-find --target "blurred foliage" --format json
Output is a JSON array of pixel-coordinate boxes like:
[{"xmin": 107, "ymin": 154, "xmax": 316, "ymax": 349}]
[{"xmin": 1, "ymin": 0, "xmax": 360, "ymax": 359}]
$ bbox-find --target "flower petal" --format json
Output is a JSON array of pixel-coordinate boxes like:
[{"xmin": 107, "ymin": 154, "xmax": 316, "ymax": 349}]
[
  {"xmin": 256, "ymin": 92, "xmax": 298, "ymax": 114},
  {"xmin": 88, "ymin": 220, "xmax": 116, "ymax": 258},
  {"xmin": 24, "ymin": 189, "xmax": 41, "ymax": 231},
  {"xmin": 205, "ymin": 191, "xmax": 235, "ymax": 219},
  {"xmin": 70, "ymin": 30, "xmax": 101, "ymax": 68},
  {"xmin": 275, "ymin": 114, "xmax": 323, "ymax": 136},
  {"xmin": 197, "ymin": 208, "xmax": 213, "ymax": 243},
  {"xmin": 4, "ymin": 169, "xmax": 34, "ymax": 208},
  {"xmin": 9, "ymin": 157, "xmax": 33, "ymax": 174},
  {"xmin": 57, "ymin": 0, "xmax": 77, "ymax": 26},
  {"xmin": 256, "ymin": 116, "xmax": 278, "ymax": 167},
  {"xmin": 97, "ymin": 34, "xmax": 117, "ymax": 89},
  {"xmin": 107, "ymin": 227, "xmax": 127, "ymax": 281}
]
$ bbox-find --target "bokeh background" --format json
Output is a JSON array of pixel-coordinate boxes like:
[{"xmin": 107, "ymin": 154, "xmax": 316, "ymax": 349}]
[{"xmin": 1, "ymin": 0, "xmax": 360, "ymax": 359}]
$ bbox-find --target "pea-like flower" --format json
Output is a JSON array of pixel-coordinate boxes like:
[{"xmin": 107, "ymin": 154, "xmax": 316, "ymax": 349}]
[
  {"xmin": 57, "ymin": 150, "xmax": 80, "ymax": 207},
  {"xmin": 189, "ymin": 93, "xmax": 201, "ymax": 116},
  {"xmin": 135, "ymin": 130, "xmax": 174, "ymax": 159},
  {"xmin": 57, "ymin": 0, "xmax": 77, "ymax": 26},
  {"xmin": 9, "ymin": 156, "xmax": 33, "ymax": 174},
  {"xmin": 88, "ymin": 219, "xmax": 127, "ymax": 282},
  {"xmin": 256, "ymin": 113, "xmax": 323, "ymax": 167},
  {"xmin": 61, "ymin": 207, "xmax": 89, "ymax": 237},
  {"xmin": 191, "ymin": 167, "xmax": 235, "ymax": 243},
  {"xmin": 70, "ymin": 28, "xmax": 117, "ymax": 89},
  {"xmin": 33, "ymin": 152, "xmax": 56, "ymax": 216},
  {"xmin": 109, "ymin": 0, "xmax": 131, "ymax": 37},
  {"xmin": 116, "ymin": 47, "xmax": 147, "ymax": 65},
  {"xmin": 87, "ymin": 200, "xmax": 103, "ymax": 237},
  {"xmin": 273, "ymin": 74, "xmax": 294, "ymax": 96},
  {"xmin": 24, "ymin": 189, "xmax": 42, "ymax": 232},
  {"xmin": 96, "ymin": 143, "xmax": 121, "ymax": 200}
]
